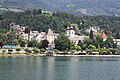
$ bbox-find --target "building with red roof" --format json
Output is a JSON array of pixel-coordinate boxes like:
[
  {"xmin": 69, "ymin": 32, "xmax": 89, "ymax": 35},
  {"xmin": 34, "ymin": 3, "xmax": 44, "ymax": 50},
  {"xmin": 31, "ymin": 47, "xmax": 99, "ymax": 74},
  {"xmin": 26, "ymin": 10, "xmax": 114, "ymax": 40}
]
[{"xmin": 101, "ymin": 32, "xmax": 107, "ymax": 41}]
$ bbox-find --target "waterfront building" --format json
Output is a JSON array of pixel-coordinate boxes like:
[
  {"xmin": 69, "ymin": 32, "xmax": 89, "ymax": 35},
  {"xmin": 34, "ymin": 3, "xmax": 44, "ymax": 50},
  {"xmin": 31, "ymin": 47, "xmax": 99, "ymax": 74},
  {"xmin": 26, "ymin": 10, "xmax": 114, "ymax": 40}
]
[{"xmin": 66, "ymin": 26, "xmax": 87, "ymax": 44}]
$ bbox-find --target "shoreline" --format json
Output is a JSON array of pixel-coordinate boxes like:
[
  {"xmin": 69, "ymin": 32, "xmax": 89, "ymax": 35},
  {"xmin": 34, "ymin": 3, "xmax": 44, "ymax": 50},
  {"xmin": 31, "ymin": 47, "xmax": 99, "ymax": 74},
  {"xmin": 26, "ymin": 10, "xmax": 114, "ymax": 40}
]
[{"xmin": 1, "ymin": 53, "xmax": 120, "ymax": 57}]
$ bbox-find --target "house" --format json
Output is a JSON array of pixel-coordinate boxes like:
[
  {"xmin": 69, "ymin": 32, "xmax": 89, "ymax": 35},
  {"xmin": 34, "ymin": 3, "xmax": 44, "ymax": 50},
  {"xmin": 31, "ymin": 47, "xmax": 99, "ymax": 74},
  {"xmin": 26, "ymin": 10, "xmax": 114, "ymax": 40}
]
[
  {"xmin": 66, "ymin": 26, "xmax": 87, "ymax": 44},
  {"xmin": 22, "ymin": 31, "xmax": 39, "ymax": 41},
  {"xmin": 47, "ymin": 29, "xmax": 55, "ymax": 44},
  {"xmin": 10, "ymin": 23, "xmax": 22, "ymax": 34},
  {"xmin": 86, "ymin": 26, "xmax": 100, "ymax": 34},
  {"xmin": 113, "ymin": 39, "xmax": 120, "ymax": 45},
  {"xmin": 101, "ymin": 32, "xmax": 107, "ymax": 41}
]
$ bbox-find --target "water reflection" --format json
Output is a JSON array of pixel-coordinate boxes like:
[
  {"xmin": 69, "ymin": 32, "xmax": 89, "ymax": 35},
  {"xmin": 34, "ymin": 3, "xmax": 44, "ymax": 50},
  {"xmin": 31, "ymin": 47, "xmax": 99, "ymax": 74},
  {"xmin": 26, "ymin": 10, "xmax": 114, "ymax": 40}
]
[{"xmin": 0, "ymin": 56, "xmax": 119, "ymax": 80}]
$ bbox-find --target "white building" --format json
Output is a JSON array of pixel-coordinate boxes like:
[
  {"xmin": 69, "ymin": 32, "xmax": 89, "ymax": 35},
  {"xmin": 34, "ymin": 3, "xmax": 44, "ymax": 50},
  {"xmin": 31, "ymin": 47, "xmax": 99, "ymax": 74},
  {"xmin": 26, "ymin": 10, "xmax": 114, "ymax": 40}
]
[
  {"xmin": 86, "ymin": 26, "xmax": 100, "ymax": 34},
  {"xmin": 47, "ymin": 29, "xmax": 55, "ymax": 44},
  {"xmin": 66, "ymin": 26, "xmax": 87, "ymax": 44},
  {"xmin": 113, "ymin": 39, "xmax": 120, "ymax": 45},
  {"xmin": 66, "ymin": 26, "xmax": 75, "ymax": 37}
]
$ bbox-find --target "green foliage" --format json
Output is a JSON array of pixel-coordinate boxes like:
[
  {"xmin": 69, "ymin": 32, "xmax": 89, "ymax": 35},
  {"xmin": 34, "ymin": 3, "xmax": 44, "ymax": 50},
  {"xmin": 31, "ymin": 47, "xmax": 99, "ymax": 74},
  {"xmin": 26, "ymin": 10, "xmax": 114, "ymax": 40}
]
[
  {"xmin": 16, "ymin": 48, "xmax": 21, "ymax": 51},
  {"xmin": 27, "ymin": 40, "xmax": 39, "ymax": 47},
  {"xmin": 55, "ymin": 33, "xmax": 71, "ymax": 51},
  {"xmin": 40, "ymin": 48, "xmax": 46, "ymax": 54},
  {"xmin": 2, "ymin": 50, "xmax": 6, "ymax": 53},
  {"xmin": 40, "ymin": 40, "xmax": 49, "ymax": 49},
  {"xmin": 88, "ymin": 44, "xmax": 96, "ymax": 49},
  {"xmin": 83, "ymin": 38, "xmax": 93, "ymax": 45},
  {"xmin": 20, "ymin": 41, "xmax": 25, "ymax": 47},
  {"xmin": 25, "ymin": 49, "xmax": 32, "ymax": 53},
  {"xmin": 54, "ymin": 49, "xmax": 59, "ymax": 53},
  {"xmin": 82, "ymin": 44, "xmax": 88, "ymax": 50},
  {"xmin": 33, "ymin": 48, "xmax": 39, "ymax": 53},
  {"xmin": 1, "ymin": 10, "xmax": 120, "ymax": 35},
  {"xmin": 70, "ymin": 42, "xmax": 81, "ymax": 51},
  {"xmin": 89, "ymin": 30, "xmax": 94, "ymax": 39},
  {"xmin": 8, "ymin": 49, "xmax": 13, "ymax": 52},
  {"xmin": 13, "ymin": 39, "xmax": 19, "ymax": 46},
  {"xmin": 99, "ymin": 49, "xmax": 110, "ymax": 55}
]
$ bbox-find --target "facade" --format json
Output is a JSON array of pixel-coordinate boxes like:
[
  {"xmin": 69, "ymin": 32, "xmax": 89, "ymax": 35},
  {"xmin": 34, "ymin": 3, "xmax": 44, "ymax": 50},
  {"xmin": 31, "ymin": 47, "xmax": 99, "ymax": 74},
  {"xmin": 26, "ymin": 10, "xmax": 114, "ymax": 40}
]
[
  {"xmin": 46, "ymin": 29, "xmax": 55, "ymax": 44},
  {"xmin": 66, "ymin": 26, "xmax": 87, "ymax": 44},
  {"xmin": 101, "ymin": 32, "xmax": 107, "ymax": 41},
  {"xmin": 66, "ymin": 26, "xmax": 75, "ymax": 37},
  {"xmin": 86, "ymin": 26, "xmax": 100, "ymax": 34},
  {"xmin": 113, "ymin": 39, "xmax": 120, "ymax": 45}
]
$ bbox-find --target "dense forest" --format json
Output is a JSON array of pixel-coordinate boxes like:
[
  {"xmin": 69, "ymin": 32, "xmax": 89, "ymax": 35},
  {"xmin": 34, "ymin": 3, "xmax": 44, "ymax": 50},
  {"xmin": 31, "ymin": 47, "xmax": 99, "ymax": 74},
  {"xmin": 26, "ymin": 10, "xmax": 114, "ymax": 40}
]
[
  {"xmin": 1, "ymin": 0, "xmax": 120, "ymax": 16},
  {"xmin": 0, "ymin": 9, "xmax": 120, "ymax": 36}
]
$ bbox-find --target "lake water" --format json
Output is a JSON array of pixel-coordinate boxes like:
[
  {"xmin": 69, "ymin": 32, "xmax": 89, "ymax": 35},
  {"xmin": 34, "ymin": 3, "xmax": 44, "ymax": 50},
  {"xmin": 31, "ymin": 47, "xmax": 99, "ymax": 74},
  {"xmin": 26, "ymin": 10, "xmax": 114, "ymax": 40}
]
[{"xmin": 0, "ymin": 56, "xmax": 120, "ymax": 80}]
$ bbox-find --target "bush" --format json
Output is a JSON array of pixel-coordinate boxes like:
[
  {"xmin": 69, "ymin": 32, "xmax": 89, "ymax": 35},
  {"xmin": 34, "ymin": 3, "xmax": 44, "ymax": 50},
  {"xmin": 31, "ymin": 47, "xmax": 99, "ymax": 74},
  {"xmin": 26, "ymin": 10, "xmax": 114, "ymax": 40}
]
[
  {"xmin": 40, "ymin": 48, "xmax": 46, "ymax": 54},
  {"xmin": 54, "ymin": 49, "xmax": 59, "ymax": 53},
  {"xmin": 92, "ymin": 49, "xmax": 99, "ymax": 52},
  {"xmin": 33, "ymin": 49, "xmax": 39, "ymax": 53},
  {"xmin": 16, "ymin": 48, "xmax": 21, "ymax": 51},
  {"xmin": 8, "ymin": 49, "xmax": 13, "ymax": 52},
  {"xmin": 25, "ymin": 49, "xmax": 32, "ymax": 53},
  {"xmin": 82, "ymin": 44, "xmax": 87, "ymax": 50},
  {"xmin": 86, "ymin": 50, "xmax": 92, "ymax": 55},
  {"xmin": 2, "ymin": 50, "xmax": 6, "ymax": 55},
  {"xmin": 2, "ymin": 50, "xmax": 6, "ymax": 53},
  {"xmin": 88, "ymin": 44, "xmax": 96, "ymax": 49},
  {"xmin": 109, "ymin": 48, "xmax": 117, "ymax": 54},
  {"xmin": 99, "ymin": 49, "xmax": 110, "ymax": 55}
]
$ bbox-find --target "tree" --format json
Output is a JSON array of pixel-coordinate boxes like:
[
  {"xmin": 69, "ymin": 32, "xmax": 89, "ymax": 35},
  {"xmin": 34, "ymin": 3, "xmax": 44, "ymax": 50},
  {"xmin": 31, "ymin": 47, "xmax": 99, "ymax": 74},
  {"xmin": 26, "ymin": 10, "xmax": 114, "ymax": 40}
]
[
  {"xmin": 54, "ymin": 33, "xmax": 70, "ymax": 51},
  {"xmin": 115, "ymin": 32, "xmax": 120, "ymax": 39},
  {"xmin": 89, "ymin": 30, "xmax": 94, "ymax": 39},
  {"xmin": 13, "ymin": 39, "xmax": 19, "ymax": 46},
  {"xmin": 0, "ymin": 41, "xmax": 4, "ymax": 48},
  {"xmin": 20, "ymin": 41, "xmax": 25, "ymax": 47},
  {"xmin": 6, "ymin": 33, "xmax": 14, "ymax": 45},
  {"xmin": 27, "ymin": 40, "xmax": 38, "ymax": 47},
  {"xmin": 40, "ymin": 40, "xmax": 49, "ymax": 49},
  {"xmin": 83, "ymin": 38, "xmax": 93, "ymax": 45}
]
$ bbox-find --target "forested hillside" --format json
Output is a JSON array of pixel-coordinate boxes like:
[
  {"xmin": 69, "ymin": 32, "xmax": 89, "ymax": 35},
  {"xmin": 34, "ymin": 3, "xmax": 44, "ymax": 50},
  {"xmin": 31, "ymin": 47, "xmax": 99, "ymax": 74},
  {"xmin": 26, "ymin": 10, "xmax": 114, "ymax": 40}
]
[
  {"xmin": 0, "ymin": 9, "xmax": 120, "ymax": 36},
  {"xmin": 0, "ymin": 0, "xmax": 120, "ymax": 16}
]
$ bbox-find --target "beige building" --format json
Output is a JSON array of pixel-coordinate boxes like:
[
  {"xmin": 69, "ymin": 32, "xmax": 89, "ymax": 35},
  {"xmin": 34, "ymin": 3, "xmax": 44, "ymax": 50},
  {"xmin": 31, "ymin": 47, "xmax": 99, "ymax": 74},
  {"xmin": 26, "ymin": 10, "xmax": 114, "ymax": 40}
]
[{"xmin": 47, "ymin": 29, "xmax": 55, "ymax": 44}]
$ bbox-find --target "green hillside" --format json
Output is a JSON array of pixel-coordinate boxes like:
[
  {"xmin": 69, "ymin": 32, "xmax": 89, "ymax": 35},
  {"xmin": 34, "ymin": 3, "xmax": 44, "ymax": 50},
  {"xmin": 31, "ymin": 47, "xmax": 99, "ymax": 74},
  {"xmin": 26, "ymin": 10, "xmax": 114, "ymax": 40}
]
[
  {"xmin": 0, "ymin": 0, "xmax": 120, "ymax": 16},
  {"xmin": 0, "ymin": 10, "xmax": 120, "ymax": 36}
]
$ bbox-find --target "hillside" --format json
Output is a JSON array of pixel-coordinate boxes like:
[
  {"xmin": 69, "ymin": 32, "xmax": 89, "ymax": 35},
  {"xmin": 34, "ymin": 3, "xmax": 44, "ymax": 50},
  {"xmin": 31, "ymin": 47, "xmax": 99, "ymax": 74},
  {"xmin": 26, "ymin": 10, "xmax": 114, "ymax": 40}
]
[
  {"xmin": 0, "ymin": 10, "xmax": 120, "ymax": 36},
  {"xmin": 0, "ymin": 0, "xmax": 120, "ymax": 16}
]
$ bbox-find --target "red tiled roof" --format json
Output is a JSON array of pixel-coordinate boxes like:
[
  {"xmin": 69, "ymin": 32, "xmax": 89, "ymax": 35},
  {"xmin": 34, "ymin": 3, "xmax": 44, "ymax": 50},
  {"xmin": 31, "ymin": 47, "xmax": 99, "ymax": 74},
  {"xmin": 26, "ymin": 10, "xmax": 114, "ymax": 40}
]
[{"xmin": 101, "ymin": 32, "xmax": 107, "ymax": 39}]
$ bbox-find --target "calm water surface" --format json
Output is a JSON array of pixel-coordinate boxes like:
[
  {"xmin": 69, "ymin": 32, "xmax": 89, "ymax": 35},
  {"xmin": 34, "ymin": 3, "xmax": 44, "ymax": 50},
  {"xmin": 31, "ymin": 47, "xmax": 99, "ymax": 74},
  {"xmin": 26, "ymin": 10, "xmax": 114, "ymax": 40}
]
[{"xmin": 0, "ymin": 56, "xmax": 120, "ymax": 80}]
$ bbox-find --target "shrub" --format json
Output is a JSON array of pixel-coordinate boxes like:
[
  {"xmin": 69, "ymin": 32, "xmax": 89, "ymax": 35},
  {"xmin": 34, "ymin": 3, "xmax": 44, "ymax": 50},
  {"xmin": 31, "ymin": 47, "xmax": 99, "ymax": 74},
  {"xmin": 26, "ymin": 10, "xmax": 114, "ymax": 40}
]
[
  {"xmin": 92, "ymin": 49, "xmax": 99, "ymax": 52},
  {"xmin": 82, "ymin": 44, "xmax": 87, "ymax": 50},
  {"xmin": 99, "ymin": 49, "xmax": 110, "ymax": 55},
  {"xmin": 86, "ymin": 50, "xmax": 92, "ymax": 55},
  {"xmin": 109, "ymin": 48, "xmax": 117, "ymax": 54},
  {"xmin": 40, "ymin": 48, "xmax": 46, "ymax": 54},
  {"xmin": 88, "ymin": 44, "xmax": 96, "ymax": 49},
  {"xmin": 25, "ymin": 49, "xmax": 32, "ymax": 53},
  {"xmin": 54, "ymin": 49, "xmax": 59, "ymax": 53},
  {"xmin": 33, "ymin": 49, "xmax": 39, "ymax": 53},
  {"xmin": 8, "ymin": 49, "xmax": 13, "ymax": 52},
  {"xmin": 2, "ymin": 50, "xmax": 6, "ymax": 55},
  {"xmin": 2, "ymin": 50, "xmax": 6, "ymax": 53},
  {"xmin": 16, "ymin": 48, "xmax": 21, "ymax": 51}
]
